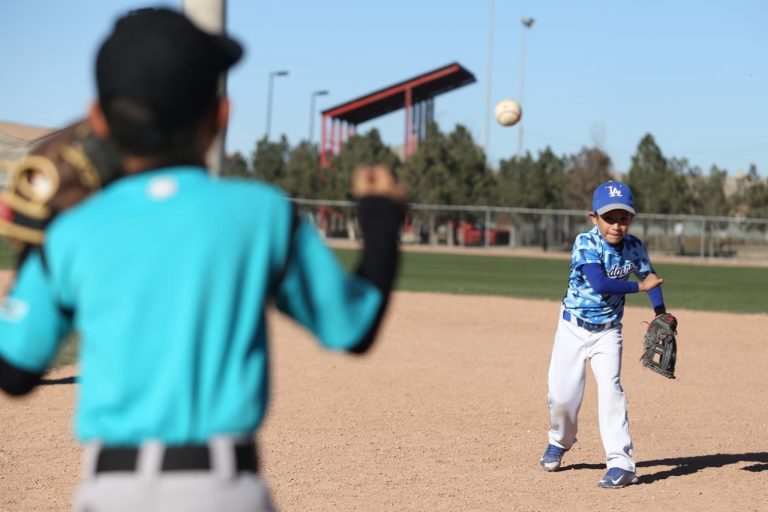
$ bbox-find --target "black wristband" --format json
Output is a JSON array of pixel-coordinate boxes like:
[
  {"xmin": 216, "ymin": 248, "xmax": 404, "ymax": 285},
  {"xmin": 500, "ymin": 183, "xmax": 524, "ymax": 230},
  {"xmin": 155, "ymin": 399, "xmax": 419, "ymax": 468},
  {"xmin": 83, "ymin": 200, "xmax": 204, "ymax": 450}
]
[
  {"xmin": 347, "ymin": 196, "xmax": 405, "ymax": 354},
  {"xmin": 355, "ymin": 196, "xmax": 405, "ymax": 295}
]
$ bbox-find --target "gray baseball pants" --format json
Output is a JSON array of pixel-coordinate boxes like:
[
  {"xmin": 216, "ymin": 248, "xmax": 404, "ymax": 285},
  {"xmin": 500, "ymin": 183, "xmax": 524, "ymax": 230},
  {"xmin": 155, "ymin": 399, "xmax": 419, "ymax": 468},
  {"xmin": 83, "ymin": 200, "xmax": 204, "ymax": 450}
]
[{"xmin": 74, "ymin": 437, "xmax": 276, "ymax": 512}]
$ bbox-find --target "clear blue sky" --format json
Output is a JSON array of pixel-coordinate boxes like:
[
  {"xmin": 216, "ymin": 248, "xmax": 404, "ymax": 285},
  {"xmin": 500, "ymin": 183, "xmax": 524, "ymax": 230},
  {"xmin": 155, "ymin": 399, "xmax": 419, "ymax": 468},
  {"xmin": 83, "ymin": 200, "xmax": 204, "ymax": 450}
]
[{"xmin": 2, "ymin": 0, "xmax": 767, "ymax": 175}]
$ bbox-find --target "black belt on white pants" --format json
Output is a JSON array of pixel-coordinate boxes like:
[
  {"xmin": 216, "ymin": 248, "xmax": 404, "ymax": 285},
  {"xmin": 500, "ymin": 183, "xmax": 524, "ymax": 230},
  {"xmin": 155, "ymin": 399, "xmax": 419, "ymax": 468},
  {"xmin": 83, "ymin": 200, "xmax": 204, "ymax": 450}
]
[{"xmin": 95, "ymin": 441, "xmax": 259, "ymax": 474}]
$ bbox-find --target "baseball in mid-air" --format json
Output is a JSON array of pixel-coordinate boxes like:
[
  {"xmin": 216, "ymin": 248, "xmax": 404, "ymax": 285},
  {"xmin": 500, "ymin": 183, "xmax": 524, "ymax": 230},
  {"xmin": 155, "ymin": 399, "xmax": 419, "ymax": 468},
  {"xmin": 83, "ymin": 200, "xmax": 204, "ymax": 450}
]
[{"xmin": 495, "ymin": 98, "xmax": 522, "ymax": 127}]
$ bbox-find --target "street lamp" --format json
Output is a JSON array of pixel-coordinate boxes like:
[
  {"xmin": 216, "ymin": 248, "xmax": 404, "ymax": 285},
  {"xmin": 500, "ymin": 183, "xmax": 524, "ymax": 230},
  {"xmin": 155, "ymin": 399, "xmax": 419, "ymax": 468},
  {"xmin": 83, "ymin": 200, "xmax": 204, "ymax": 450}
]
[
  {"xmin": 265, "ymin": 70, "xmax": 289, "ymax": 139},
  {"xmin": 482, "ymin": 0, "xmax": 495, "ymax": 154},
  {"xmin": 308, "ymin": 89, "xmax": 329, "ymax": 144},
  {"xmin": 517, "ymin": 17, "xmax": 534, "ymax": 160}
]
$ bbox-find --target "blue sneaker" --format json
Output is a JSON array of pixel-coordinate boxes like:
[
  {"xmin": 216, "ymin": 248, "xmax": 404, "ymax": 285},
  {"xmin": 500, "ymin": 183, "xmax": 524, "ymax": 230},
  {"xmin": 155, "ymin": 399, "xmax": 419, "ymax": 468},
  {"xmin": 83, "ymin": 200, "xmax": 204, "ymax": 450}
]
[
  {"xmin": 539, "ymin": 444, "xmax": 566, "ymax": 471},
  {"xmin": 597, "ymin": 467, "xmax": 638, "ymax": 488}
]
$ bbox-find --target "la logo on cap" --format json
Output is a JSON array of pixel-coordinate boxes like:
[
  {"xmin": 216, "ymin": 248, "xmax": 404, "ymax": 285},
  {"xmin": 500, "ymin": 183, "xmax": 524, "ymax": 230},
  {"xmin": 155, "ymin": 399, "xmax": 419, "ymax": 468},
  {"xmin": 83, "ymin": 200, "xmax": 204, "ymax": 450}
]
[{"xmin": 607, "ymin": 185, "xmax": 623, "ymax": 198}]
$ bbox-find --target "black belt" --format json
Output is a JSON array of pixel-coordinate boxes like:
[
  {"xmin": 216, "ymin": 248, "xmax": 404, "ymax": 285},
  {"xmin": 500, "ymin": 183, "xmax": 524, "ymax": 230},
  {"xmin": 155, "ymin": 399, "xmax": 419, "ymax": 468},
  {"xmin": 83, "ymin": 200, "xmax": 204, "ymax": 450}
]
[{"xmin": 95, "ymin": 442, "xmax": 259, "ymax": 473}]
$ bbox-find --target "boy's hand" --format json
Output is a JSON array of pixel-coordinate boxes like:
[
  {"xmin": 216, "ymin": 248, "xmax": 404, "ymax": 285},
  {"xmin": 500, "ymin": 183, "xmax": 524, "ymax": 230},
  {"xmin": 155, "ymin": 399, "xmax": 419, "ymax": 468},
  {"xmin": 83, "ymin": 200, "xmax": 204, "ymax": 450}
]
[
  {"xmin": 352, "ymin": 164, "xmax": 407, "ymax": 203},
  {"xmin": 638, "ymin": 273, "xmax": 664, "ymax": 292}
]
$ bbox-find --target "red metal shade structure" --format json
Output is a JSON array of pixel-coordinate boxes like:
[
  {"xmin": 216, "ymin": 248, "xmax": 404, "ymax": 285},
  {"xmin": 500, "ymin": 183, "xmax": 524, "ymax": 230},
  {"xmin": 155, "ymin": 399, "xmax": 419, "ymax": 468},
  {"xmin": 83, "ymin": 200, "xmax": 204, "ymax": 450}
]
[{"xmin": 319, "ymin": 62, "xmax": 476, "ymax": 167}]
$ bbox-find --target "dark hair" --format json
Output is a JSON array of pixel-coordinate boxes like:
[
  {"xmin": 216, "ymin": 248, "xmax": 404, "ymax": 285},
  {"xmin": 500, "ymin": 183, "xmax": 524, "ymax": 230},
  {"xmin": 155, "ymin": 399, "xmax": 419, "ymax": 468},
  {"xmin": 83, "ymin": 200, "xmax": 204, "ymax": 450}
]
[{"xmin": 103, "ymin": 95, "xmax": 218, "ymax": 160}]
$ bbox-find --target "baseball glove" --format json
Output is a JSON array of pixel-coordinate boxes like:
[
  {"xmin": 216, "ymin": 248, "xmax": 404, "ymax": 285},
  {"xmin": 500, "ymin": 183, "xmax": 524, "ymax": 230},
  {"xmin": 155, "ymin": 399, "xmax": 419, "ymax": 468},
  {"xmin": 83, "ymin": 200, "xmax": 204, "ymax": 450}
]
[
  {"xmin": 641, "ymin": 313, "xmax": 678, "ymax": 379},
  {"xmin": 0, "ymin": 120, "xmax": 123, "ymax": 248}
]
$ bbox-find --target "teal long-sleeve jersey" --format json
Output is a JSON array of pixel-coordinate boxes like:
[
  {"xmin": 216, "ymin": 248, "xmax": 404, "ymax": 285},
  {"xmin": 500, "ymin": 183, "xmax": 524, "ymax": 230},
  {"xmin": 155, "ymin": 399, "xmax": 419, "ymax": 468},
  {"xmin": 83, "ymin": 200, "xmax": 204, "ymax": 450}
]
[{"xmin": 0, "ymin": 167, "xmax": 382, "ymax": 445}]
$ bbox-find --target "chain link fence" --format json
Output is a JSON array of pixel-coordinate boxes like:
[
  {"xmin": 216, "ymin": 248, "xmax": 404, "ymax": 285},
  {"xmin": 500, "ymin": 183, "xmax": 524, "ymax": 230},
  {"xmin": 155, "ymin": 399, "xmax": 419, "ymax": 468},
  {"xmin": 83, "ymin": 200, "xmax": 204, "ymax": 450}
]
[{"xmin": 292, "ymin": 198, "xmax": 768, "ymax": 263}]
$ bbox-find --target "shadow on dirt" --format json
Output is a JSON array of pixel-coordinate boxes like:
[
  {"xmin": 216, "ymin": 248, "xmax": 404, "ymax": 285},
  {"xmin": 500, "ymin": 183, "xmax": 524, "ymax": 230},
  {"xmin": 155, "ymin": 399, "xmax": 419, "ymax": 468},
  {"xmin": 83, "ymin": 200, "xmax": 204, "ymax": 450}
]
[
  {"xmin": 40, "ymin": 376, "xmax": 78, "ymax": 385},
  {"xmin": 560, "ymin": 452, "xmax": 768, "ymax": 479},
  {"xmin": 562, "ymin": 462, "xmax": 604, "ymax": 471},
  {"xmin": 636, "ymin": 452, "xmax": 768, "ymax": 483}
]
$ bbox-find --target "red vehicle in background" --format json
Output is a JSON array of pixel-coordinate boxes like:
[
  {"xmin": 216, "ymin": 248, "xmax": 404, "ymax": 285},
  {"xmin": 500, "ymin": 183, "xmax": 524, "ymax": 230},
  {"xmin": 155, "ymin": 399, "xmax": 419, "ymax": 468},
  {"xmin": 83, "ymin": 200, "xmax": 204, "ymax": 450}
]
[{"xmin": 457, "ymin": 221, "xmax": 510, "ymax": 246}]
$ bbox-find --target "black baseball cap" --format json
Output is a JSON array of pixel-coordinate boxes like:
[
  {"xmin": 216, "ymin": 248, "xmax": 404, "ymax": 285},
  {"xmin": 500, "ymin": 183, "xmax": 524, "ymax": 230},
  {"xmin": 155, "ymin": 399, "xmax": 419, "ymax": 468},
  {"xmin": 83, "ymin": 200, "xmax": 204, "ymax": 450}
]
[{"xmin": 96, "ymin": 7, "xmax": 243, "ymax": 130}]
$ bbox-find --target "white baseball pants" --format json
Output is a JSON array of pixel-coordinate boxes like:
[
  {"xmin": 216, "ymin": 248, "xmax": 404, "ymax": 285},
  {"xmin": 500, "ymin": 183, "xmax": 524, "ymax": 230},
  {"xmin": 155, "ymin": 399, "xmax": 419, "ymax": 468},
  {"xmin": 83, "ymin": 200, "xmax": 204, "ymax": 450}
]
[{"xmin": 546, "ymin": 311, "xmax": 635, "ymax": 472}]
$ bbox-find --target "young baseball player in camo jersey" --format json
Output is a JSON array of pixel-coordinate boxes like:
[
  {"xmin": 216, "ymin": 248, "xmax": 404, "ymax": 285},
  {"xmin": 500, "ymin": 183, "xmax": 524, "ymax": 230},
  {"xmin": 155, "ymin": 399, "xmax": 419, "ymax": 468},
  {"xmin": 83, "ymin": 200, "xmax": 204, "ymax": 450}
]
[{"xmin": 540, "ymin": 181, "xmax": 666, "ymax": 489}]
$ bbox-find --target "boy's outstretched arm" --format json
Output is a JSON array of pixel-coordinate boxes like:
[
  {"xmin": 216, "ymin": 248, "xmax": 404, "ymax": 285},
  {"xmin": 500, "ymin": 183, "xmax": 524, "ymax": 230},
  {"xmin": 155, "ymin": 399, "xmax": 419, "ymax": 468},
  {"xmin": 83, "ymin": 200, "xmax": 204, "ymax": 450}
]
[{"xmin": 348, "ymin": 165, "xmax": 407, "ymax": 354}]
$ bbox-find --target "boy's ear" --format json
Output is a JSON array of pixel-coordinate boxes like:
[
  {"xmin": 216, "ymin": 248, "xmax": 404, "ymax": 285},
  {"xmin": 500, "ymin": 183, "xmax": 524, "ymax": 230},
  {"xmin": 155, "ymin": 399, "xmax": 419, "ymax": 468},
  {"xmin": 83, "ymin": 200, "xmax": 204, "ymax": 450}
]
[
  {"xmin": 87, "ymin": 102, "xmax": 111, "ymax": 139},
  {"xmin": 589, "ymin": 212, "xmax": 598, "ymax": 226},
  {"xmin": 215, "ymin": 97, "xmax": 230, "ymax": 133}
]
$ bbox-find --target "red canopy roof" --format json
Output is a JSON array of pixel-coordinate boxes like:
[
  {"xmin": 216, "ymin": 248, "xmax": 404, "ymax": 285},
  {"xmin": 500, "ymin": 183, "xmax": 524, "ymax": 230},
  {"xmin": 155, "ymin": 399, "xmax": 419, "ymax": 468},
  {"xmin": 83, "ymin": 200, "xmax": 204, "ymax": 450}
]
[{"xmin": 321, "ymin": 62, "xmax": 476, "ymax": 125}]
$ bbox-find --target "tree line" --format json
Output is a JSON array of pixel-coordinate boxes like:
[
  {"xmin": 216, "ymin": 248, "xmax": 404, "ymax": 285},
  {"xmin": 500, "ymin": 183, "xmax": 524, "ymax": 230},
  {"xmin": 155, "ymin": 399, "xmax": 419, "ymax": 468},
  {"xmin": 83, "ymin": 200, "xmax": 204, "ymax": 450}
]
[{"xmin": 223, "ymin": 124, "xmax": 768, "ymax": 219}]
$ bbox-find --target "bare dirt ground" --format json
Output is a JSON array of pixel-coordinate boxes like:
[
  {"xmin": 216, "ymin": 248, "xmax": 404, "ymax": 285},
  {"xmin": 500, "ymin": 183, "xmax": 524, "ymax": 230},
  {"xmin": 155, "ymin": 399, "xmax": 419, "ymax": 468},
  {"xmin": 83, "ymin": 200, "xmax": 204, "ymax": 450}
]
[{"xmin": 2, "ymin": 292, "xmax": 767, "ymax": 511}]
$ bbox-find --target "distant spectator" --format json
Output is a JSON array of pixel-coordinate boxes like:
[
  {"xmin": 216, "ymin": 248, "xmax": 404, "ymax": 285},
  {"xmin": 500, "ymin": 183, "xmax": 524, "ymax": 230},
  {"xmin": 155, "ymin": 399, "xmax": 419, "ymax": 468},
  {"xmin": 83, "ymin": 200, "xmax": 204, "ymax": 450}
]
[{"xmin": 674, "ymin": 221, "xmax": 684, "ymax": 255}]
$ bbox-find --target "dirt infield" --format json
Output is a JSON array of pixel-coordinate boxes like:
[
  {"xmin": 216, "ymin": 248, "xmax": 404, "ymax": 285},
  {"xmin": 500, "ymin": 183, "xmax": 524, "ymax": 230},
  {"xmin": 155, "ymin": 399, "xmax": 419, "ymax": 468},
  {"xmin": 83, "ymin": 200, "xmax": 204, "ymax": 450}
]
[{"xmin": 2, "ymin": 292, "xmax": 767, "ymax": 511}]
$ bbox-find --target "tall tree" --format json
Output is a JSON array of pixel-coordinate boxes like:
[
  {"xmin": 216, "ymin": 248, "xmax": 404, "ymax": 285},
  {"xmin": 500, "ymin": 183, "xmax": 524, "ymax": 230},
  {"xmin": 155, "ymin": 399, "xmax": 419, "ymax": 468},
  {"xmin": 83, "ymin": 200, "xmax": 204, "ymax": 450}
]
[
  {"xmin": 687, "ymin": 165, "xmax": 730, "ymax": 216},
  {"xmin": 221, "ymin": 151, "xmax": 250, "ymax": 178},
  {"xmin": 400, "ymin": 123, "xmax": 495, "ymax": 206},
  {"xmin": 533, "ymin": 147, "xmax": 566, "ymax": 209},
  {"xmin": 251, "ymin": 135, "xmax": 290, "ymax": 186},
  {"xmin": 626, "ymin": 134, "xmax": 687, "ymax": 214},
  {"xmin": 563, "ymin": 147, "xmax": 614, "ymax": 210},
  {"xmin": 446, "ymin": 124, "xmax": 495, "ymax": 205},
  {"xmin": 399, "ymin": 123, "xmax": 453, "ymax": 205},
  {"xmin": 497, "ymin": 152, "xmax": 535, "ymax": 207},
  {"xmin": 732, "ymin": 165, "xmax": 768, "ymax": 218},
  {"xmin": 324, "ymin": 129, "xmax": 399, "ymax": 200},
  {"xmin": 283, "ymin": 141, "xmax": 322, "ymax": 198},
  {"xmin": 497, "ymin": 147, "xmax": 564, "ymax": 209}
]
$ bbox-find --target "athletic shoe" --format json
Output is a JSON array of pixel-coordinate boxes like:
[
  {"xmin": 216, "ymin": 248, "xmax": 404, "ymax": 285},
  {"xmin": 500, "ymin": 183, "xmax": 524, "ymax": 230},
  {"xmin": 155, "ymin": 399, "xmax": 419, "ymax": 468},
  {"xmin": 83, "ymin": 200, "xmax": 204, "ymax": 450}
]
[
  {"xmin": 597, "ymin": 467, "xmax": 639, "ymax": 488},
  {"xmin": 539, "ymin": 444, "xmax": 566, "ymax": 471}
]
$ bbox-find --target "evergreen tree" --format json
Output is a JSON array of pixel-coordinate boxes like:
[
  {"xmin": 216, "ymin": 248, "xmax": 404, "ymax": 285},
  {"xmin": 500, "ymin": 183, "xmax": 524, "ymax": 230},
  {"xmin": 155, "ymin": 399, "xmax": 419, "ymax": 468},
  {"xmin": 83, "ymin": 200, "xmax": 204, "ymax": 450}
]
[
  {"xmin": 627, "ymin": 134, "xmax": 687, "ymax": 214},
  {"xmin": 563, "ymin": 147, "xmax": 614, "ymax": 210},
  {"xmin": 533, "ymin": 147, "xmax": 566, "ymax": 209},
  {"xmin": 222, "ymin": 151, "xmax": 250, "ymax": 178},
  {"xmin": 324, "ymin": 129, "xmax": 399, "ymax": 200},
  {"xmin": 445, "ymin": 125, "xmax": 495, "ymax": 206},
  {"xmin": 251, "ymin": 135, "xmax": 290, "ymax": 186},
  {"xmin": 688, "ymin": 166, "xmax": 729, "ymax": 216},
  {"xmin": 732, "ymin": 165, "xmax": 768, "ymax": 218},
  {"xmin": 284, "ymin": 141, "xmax": 322, "ymax": 198},
  {"xmin": 497, "ymin": 148, "xmax": 564, "ymax": 209},
  {"xmin": 399, "ymin": 123, "xmax": 453, "ymax": 205},
  {"xmin": 497, "ymin": 153, "xmax": 533, "ymax": 207}
]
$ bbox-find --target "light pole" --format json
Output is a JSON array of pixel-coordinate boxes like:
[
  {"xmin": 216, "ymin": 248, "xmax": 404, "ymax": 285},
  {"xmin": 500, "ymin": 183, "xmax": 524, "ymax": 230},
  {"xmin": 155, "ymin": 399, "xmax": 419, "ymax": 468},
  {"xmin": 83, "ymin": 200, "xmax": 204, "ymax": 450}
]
[
  {"xmin": 308, "ymin": 89, "xmax": 329, "ymax": 144},
  {"xmin": 183, "ymin": 0, "xmax": 226, "ymax": 174},
  {"xmin": 265, "ymin": 70, "xmax": 289, "ymax": 139},
  {"xmin": 482, "ymin": 0, "xmax": 494, "ymax": 154},
  {"xmin": 517, "ymin": 17, "xmax": 534, "ymax": 161}
]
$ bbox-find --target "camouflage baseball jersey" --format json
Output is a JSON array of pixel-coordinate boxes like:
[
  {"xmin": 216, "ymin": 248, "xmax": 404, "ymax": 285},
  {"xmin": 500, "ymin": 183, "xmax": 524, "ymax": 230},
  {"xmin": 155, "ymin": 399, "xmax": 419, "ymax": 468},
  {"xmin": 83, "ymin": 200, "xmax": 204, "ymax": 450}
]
[{"xmin": 562, "ymin": 225, "xmax": 654, "ymax": 325}]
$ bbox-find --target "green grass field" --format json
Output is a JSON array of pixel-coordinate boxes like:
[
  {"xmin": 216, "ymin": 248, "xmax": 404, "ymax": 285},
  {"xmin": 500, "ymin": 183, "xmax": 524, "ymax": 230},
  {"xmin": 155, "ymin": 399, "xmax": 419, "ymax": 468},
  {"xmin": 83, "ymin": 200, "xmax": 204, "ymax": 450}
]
[
  {"xmin": 3, "ymin": 238, "xmax": 761, "ymax": 314},
  {"xmin": 335, "ymin": 248, "xmax": 766, "ymax": 314},
  {"xmin": 23, "ymin": 245, "xmax": 766, "ymax": 369}
]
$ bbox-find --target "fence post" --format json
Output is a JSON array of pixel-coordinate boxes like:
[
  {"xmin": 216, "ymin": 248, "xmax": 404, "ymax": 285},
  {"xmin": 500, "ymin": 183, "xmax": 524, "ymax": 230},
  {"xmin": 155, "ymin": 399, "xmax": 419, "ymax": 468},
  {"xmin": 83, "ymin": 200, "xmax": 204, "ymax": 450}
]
[
  {"xmin": 484, "ymin": 208, "xmax": 491, "ymax": 248},
  {"xmin": 429, "ymin": 211, "xmax": 436, "ymax": 245},
  {"xmin": 699, "ymin": 219, "xmax": 706, "ymax": 258}
]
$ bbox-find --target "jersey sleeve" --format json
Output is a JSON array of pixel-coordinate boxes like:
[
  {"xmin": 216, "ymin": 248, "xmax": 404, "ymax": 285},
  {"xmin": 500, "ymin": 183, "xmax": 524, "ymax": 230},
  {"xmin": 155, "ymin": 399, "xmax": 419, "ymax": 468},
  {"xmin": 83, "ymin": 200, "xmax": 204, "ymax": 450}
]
[
  {"xmin": 571, "ymin": 232, "xmax": 603, "ymax": 271},
  {"xmin": 275, "ymin": 217, "xmax": 383, "ymax": 351},
  {"xmin": 627, "ymin": 236, "xmax": 654, "ymax": 279},
  {"xmin": 0, "ymin": 250, "xmax": 73, "ymax": 373}
]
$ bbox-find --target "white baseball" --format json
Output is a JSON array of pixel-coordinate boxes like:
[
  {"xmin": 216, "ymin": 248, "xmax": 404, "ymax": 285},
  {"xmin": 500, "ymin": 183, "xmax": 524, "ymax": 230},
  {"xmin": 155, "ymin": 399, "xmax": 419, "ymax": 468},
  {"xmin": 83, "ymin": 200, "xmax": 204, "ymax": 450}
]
[{"xmin": 495, "ymin": 99, "xmax": 522, "ymax": 127}]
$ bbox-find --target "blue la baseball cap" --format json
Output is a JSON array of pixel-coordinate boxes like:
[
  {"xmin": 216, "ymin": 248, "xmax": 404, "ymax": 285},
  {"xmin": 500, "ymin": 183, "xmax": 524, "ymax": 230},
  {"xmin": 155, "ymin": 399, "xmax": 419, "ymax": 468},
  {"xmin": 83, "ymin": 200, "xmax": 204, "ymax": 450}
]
[{"xmin": 592, "ymin": 181, "xmax": 635, "ymax": 215}]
